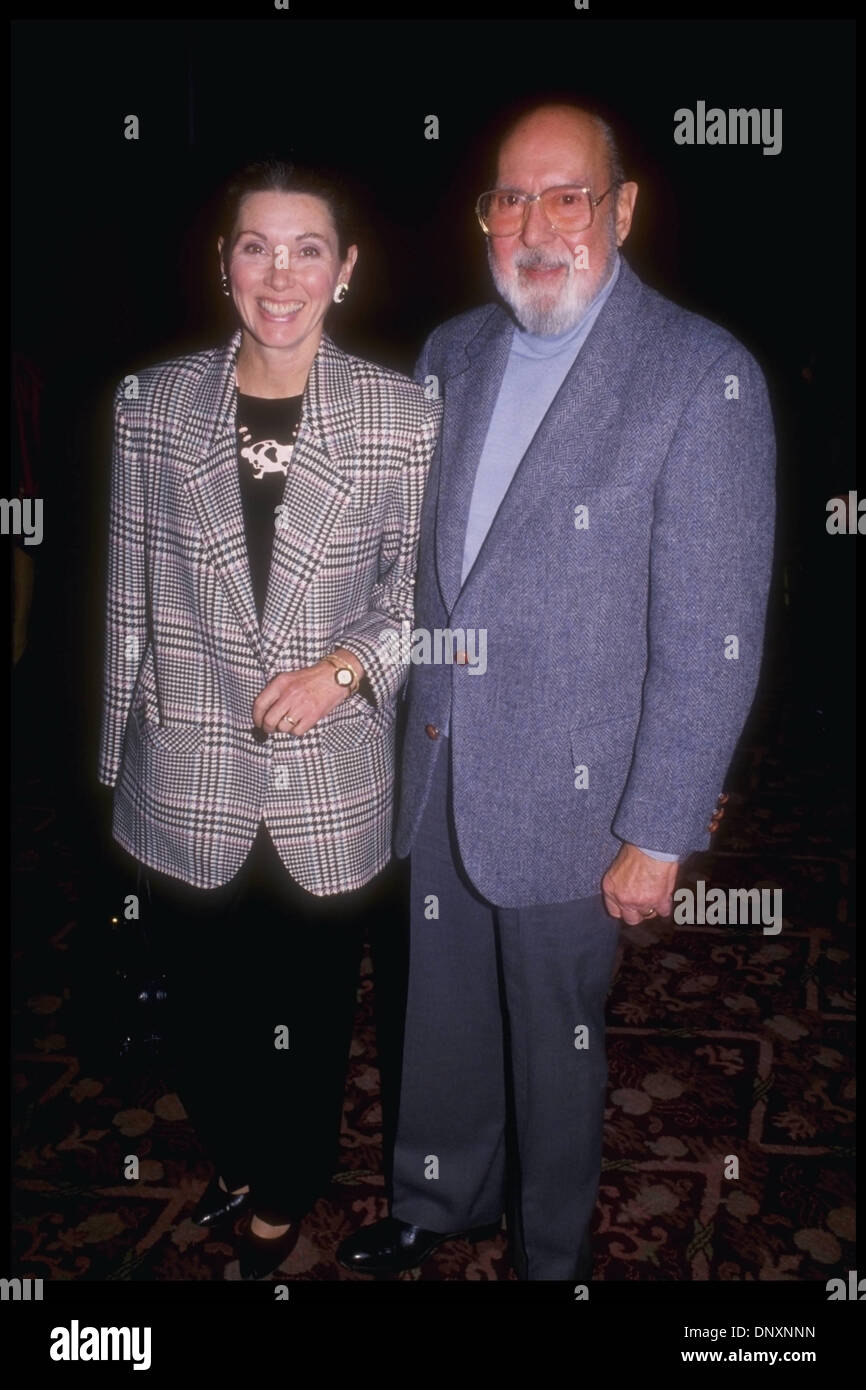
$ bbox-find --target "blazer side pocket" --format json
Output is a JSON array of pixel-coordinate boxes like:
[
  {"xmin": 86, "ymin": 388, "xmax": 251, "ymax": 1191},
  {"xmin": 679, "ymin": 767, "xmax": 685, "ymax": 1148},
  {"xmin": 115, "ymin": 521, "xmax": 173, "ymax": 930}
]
[
  {"xmin": 570, "ymin": 717, "xmax": 637, "ymax": 801},
  {"xmin": 133, "ymin": 708, "xmax": 206, "ymax": 755},
  {"xmin": 318, "ymin": 695, "xmax": 395, "ymax": 752}
]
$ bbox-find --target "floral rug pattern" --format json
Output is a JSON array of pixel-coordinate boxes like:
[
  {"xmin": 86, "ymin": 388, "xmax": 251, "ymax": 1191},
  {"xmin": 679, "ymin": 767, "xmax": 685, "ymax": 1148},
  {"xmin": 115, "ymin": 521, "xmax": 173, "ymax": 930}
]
[{"xmin": 11, "ymin": 698, "xmax": 855, "ymax": 1282}]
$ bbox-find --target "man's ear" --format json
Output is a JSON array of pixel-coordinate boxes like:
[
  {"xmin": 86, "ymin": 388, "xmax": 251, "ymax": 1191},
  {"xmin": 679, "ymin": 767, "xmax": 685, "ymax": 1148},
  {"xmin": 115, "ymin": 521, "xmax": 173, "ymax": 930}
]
[{"xmin": 614, "ymin": 181, "xmax": 639, "ymax": 247}]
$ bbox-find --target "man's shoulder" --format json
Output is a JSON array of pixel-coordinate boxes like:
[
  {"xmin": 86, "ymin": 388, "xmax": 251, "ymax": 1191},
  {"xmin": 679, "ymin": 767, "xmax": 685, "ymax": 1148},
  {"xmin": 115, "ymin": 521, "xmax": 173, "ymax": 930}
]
[
  {"xmin": 635, "ymin": 272, "xmax": 763, "ymax": 377},
  {"xmin": 418, "ymin": 303, "xmax": 504, "ymax": 364},
  {"xmin": 419, "ymin": 272, "xmax": 761, "ymax": 380}
]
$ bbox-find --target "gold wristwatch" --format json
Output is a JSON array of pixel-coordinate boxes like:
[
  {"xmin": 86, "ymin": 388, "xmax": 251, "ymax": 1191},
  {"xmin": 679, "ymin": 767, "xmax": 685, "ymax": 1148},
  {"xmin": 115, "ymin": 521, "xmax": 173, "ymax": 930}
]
[{"xmin": 323, "ymin": 652, "xmax": 360, "ymax": 696}]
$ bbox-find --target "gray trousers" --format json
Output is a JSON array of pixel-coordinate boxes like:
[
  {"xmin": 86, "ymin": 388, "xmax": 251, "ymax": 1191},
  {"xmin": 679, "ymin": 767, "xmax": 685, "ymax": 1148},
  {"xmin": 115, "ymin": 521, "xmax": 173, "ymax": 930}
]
[{"xmin": 392, "ymin": 738, "xmax": 622, "ymax": 1279}]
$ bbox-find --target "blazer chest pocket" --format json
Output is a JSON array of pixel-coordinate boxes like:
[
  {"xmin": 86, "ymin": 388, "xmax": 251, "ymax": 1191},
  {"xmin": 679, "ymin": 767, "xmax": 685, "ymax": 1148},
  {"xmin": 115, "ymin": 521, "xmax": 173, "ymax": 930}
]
[
  {"xmin": 330, "ymin": 496, "xmax": 383, "ymax": 534},
  {"xmin": 572, "ymin": 482, "xmax": 646, "ymax": 533}
]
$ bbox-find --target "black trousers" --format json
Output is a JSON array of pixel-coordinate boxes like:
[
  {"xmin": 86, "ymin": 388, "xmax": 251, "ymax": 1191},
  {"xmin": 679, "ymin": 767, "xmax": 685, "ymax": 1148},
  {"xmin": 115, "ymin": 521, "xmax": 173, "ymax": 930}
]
[{"xmin": 138, "ymin": 822, "xmax": 372, "ymax": 1225}]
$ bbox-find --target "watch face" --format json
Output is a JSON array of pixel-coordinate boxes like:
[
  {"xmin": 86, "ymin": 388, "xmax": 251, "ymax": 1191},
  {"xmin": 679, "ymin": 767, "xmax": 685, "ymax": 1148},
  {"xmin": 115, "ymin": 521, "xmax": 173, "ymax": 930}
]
[{"xmin": 336, "ymin": 668, "xmax": 353, "ymax": 686}]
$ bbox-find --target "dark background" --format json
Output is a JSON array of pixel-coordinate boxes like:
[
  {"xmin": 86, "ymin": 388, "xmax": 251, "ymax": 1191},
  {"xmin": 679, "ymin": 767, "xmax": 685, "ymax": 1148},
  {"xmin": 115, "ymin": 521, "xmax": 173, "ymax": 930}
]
[{"xmin": 10, "ymin": 13, "xmax": 856, "ymax": 946}]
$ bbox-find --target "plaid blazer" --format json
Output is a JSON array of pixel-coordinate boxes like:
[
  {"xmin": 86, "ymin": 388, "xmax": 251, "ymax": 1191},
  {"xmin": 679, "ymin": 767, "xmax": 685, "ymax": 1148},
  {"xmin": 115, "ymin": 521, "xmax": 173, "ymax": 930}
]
[{"xmin": 99, "ymin": 329, "xmax": 441, "ymax": 893}]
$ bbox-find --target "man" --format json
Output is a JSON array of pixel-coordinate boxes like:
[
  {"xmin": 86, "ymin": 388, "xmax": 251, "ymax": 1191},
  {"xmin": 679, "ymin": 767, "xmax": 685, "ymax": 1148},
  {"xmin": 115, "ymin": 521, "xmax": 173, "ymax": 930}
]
[{"xmin": 339, "ymin": 102, "xmax": 775, "ymax": 1280}]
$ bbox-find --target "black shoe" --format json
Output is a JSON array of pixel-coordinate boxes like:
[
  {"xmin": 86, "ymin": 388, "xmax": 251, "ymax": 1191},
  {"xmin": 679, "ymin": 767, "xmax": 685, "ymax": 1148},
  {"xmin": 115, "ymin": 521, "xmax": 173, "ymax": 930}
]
[
  {"xmin": 239, "ymin": 1217, "xmax": 301, "ymax": 1280},
  {"xmin": 337, "ymin": 1215, "xmax": 500, "ymax": 1276},
  {"xmin": 192, "ymin": 1175, "xmax": 251, "ymax": 1228}
]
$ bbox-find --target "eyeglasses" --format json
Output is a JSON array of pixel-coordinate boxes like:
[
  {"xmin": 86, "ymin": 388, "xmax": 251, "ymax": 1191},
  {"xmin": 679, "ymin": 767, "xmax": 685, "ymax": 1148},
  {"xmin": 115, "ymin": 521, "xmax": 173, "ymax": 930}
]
[{"xmin": 475, "ymin": 183, "xmax": 622, "ymax": 237}]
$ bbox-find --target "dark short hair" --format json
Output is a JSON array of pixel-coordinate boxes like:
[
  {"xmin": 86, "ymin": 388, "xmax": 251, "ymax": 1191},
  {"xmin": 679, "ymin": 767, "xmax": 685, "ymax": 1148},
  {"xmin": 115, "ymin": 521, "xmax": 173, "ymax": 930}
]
[{"xmin": 219, "ymin": 157, "xmax": 357, "ymax": 261}]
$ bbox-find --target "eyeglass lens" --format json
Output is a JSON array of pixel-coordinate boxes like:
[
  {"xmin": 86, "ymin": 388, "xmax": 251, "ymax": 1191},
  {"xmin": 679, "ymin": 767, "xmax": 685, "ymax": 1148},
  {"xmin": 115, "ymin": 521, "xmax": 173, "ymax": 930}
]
[{"xmin": 479, "ymin": 187, "xmax": 593, "ymax": 234}]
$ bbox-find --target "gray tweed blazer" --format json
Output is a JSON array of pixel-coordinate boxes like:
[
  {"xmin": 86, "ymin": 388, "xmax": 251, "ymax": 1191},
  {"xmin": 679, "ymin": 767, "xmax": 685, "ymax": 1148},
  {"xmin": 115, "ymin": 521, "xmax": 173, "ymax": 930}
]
[{"xmin": 395, "ymin": 257, "xmax": 776, "ymax": 907}]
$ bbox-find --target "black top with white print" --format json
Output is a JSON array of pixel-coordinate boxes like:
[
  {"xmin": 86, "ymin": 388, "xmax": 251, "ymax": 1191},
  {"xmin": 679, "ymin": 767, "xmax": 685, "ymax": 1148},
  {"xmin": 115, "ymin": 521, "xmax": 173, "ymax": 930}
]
[{"xmin": 236, "ymin": 391, "xmax": 303, "ymax": 623}]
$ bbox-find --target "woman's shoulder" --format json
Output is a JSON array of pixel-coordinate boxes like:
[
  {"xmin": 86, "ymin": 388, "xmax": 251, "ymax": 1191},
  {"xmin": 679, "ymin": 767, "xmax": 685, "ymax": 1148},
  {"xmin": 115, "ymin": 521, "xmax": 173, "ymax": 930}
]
[
  {"xmin": 328, "ymin": 339, "xmax": 438, "ymax": 423},
  {"xmin": 112, "ymin": 336, "xmax": 236, "ymax": 420}
]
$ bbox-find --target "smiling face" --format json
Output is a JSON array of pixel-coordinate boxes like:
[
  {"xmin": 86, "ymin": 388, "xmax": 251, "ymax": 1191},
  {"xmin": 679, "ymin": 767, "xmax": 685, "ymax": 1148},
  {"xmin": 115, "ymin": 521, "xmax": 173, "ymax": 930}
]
[
  {"xmin": 486, "ymin": 106, "xmax": 636, "ymax": 335},
  {"xmin": 218, "ymin": 189, "xmax": 357, "ymax": 364}
]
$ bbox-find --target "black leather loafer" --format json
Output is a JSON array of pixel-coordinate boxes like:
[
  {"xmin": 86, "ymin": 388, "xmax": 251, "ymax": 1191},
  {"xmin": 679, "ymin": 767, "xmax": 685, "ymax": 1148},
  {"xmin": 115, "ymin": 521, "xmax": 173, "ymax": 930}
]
[
  {"xmin": 192, "ymin": 1175, "xmax": 251, "ymax": 1228},
  {"xmin": 337, "ymin": 1216, "xmax": 501, "ymax": 1276},
  {"xmin": 239, "ymin": 1219, "xmax": 301, "ymax": 1280}
]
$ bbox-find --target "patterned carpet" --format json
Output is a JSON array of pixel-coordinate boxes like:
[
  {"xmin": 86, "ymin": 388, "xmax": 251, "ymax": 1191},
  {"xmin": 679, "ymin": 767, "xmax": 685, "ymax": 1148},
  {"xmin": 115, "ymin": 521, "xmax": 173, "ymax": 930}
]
[{"xmin": 10, "ymin": 685, "xmax": 855, "ymax": 1283}]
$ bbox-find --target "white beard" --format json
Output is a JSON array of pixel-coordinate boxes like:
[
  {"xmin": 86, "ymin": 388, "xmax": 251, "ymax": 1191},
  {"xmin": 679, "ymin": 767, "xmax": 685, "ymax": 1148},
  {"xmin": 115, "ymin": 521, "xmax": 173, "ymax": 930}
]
[{"xmin": 488, "ymin": 227, "xmax": 618, "ymax": 336}]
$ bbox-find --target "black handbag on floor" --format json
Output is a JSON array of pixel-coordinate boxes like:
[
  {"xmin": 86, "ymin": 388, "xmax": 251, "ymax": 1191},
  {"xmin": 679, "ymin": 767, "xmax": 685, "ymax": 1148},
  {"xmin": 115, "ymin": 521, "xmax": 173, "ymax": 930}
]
[
  {"xmin": 101, "ymin": 857, "xmax": 172, "ymax": 1062},
  {"xmin": 111, "ymin": 910, "xmax": 170, "ymax": 1060},
  {"xmin": 79, "ymin": 798, "xmax": 173, "ymax": 1066}
]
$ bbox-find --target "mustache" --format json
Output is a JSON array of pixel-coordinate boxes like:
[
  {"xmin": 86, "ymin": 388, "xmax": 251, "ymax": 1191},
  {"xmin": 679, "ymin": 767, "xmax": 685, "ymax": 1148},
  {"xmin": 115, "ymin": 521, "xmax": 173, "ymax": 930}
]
[{"xmin": 512, "ymin": 250, "xmax": 571, "ymax": 271}]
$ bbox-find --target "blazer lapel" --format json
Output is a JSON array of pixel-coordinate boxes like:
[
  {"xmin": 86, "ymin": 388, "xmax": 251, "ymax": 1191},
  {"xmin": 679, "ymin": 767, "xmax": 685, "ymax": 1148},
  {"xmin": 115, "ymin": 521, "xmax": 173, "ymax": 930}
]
[
  {"xmin": 456, "ymin": 259, "xmax": 646, "ymax": 602},
  {"xmin": 434, "ymin": 308, "xmax": 514, "ymax": 615},
  {"xmin": 180, "ymin": 330, "xmax": 265, "ymax": 668},
  {"xmin": 259, "ymin": 335, "xmax": 356, "ymax": 671}
]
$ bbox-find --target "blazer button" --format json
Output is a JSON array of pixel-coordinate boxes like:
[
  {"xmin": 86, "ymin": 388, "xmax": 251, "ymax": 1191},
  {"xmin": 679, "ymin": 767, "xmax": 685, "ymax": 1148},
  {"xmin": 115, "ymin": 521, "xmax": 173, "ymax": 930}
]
[
  {"xmin": 708, "ymin": 818, "xmax": 721, "ymax": 832},
  {"xmin": 425, "ymin": 723, "xmax": 440, "ymax": 740},
  {"xmin": 717, "ymin": 792, "xmax": 729, "ymax": 805}
]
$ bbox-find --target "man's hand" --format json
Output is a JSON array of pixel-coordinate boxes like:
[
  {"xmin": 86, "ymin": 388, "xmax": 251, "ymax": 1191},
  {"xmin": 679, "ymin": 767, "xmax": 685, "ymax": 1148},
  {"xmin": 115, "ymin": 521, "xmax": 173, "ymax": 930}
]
[
  {"xmin": 601, "ymin": 843, "xmax": 678, "ymax": 924},
  {"xmin": 252, "ymin": 650, "xmax": 363, "ymax": 737}
]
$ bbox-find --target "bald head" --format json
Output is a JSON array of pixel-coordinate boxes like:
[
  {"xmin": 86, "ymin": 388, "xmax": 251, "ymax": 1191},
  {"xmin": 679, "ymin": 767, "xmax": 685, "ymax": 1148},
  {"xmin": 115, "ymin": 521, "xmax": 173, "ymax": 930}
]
[{"xmin": 496, "ymin": 104, "xmax": 619, "ymax": 195}]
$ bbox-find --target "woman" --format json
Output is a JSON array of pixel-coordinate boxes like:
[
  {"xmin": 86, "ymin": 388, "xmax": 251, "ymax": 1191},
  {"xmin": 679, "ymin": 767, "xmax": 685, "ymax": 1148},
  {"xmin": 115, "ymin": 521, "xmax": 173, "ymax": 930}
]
[{"xmin": 98, "ymin": 158, "xmax": 441, "ymax": 1278}]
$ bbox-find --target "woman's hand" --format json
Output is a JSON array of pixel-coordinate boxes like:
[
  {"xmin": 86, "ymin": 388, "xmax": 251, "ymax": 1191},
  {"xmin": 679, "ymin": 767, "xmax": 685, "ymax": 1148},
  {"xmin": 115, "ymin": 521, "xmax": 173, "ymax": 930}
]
[{"xmin": 252, "ymin": 650, "xmax": 363, "ymax": 737}]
